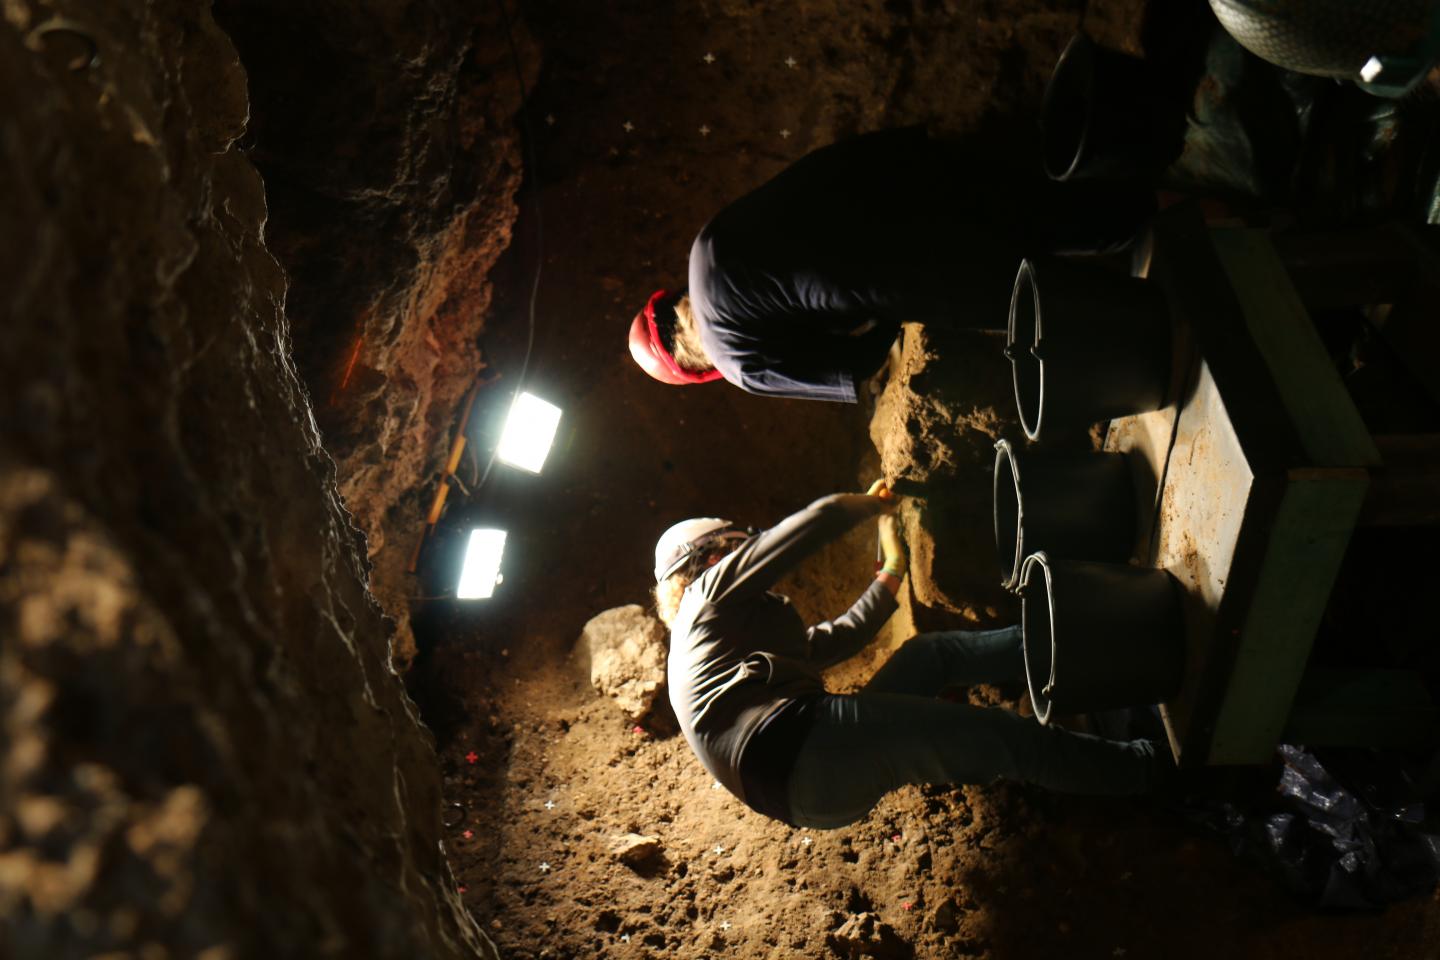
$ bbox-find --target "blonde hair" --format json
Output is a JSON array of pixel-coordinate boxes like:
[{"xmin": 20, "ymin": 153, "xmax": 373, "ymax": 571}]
[
  {"xmin": 670, "ymin": 296, "xmax": 712, "ymax": 373},
  {"xmin": 653, "ymin": 572, "xmax": 694, "ymax": 627}
]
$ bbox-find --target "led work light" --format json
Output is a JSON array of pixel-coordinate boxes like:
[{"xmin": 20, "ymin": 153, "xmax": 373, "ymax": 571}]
[
  {"xmin": 457, "ymin": 528, "xmax": 507, "ymax": 600},
  {"xmin": 495, "ymin": 391, "xmax": 562, "ymax": 474}
]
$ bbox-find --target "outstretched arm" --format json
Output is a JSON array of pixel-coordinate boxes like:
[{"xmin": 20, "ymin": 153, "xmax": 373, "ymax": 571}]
[
  {"xmin": 805, "ymin": 578, "xmax": 898, "ymax": 669},
  {"xmin": 805, "ymin": 492, "xmax": 909, "ymax": 668},
  {"xmin": 699, "ymin": 490, "xmax": 893, "ymax": 607}
]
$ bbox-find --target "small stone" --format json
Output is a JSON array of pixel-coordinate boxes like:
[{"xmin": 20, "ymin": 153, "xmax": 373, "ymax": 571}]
[
  {"xmin": 931, "ymin": 898, "xmax": 960, "ymax": 934},
  {"xmin": 826, "ymin": 912, "xmax": 910, "ymax": 960},
  {"xmin": 609, "ymin": 833, "xmax": 663, "ymax": 868}
]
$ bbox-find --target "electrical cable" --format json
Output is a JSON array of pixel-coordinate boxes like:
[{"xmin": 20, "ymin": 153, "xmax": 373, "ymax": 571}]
[
  {"xmin": 469, "ymin": 0, "xmax": 544, "ymax": 498},
  {"xmin": 407, "ymin": 0, "xmax": 544, "ymax": 600}
]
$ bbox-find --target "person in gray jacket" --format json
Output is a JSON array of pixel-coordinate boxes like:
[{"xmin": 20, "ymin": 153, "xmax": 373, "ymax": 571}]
[{"xmin": 652, "ymin": 484, "xmax": 1164, "ymax": 829}]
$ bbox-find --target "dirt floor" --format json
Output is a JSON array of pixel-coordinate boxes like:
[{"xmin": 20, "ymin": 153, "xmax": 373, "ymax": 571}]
[
  {"xmin": 428, "ymin": 590, "xmax": 1439, "ymax": 960},
  {"xmin": 402, "ymin": 1, "xmax": 1440, "ymax": 957}
]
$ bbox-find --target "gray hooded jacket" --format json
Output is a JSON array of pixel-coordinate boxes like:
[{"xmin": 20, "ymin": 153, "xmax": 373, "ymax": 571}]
[{"xmin": 666, "ymin": 494, "xmax": 898, "ymax": 802}]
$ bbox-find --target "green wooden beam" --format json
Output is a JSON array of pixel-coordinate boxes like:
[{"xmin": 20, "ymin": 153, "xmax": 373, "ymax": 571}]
[
  {"xmin": 1208, "ymin": 469, "xmax": 1369, "ymax": 764},
  {"xmin": 1210, "ymin": 229, "xmax": 1381, "ymax": 469}
]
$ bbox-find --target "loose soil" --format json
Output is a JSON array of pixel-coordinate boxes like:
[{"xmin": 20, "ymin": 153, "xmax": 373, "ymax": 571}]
[{"xmin": 428, "ymin": 620, "xmax": 1437, "ymax": 960}]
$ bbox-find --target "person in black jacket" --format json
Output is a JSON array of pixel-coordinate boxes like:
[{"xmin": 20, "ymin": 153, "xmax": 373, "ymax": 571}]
[
  {"xmin": 653, "ymin": 482, "xmax": 1164, "ymax": 829},
  {"xmin": 628, "ymin": 126, "xmax": 1153, "ymax": 402}
]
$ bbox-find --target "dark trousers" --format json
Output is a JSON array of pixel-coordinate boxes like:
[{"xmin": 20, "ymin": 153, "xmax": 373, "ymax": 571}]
[{"xmin": 784, "ymin": 626, "xmax": 1160, "ymax": 829}]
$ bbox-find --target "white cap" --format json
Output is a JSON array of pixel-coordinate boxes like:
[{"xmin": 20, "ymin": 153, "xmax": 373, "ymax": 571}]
[{"xmin": 653, "ymin": 517, "xmax": 743, "ymax": 582}]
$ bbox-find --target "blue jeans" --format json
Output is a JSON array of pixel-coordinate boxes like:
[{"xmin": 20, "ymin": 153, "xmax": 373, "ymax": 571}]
[{"xmin": 785, "ymin": 626, "xmax": 1160, "ymax": 829}]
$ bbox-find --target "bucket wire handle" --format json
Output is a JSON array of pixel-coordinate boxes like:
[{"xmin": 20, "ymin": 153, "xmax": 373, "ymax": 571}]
[{"xmin": 28, "ymin": 18, "xmax": 99, "ymax": 72}]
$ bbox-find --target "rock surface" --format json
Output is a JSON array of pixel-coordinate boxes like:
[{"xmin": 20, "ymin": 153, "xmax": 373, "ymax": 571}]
[
  {"xmin": 871, "ymin": 325, "xmax": 1018, "ymax": 620},
  {"xmin": 0, "ymin": 2, "xmax": 492, "ymax": 957},
  {"xmin": 212, "ymin": 0, "xmax": 537, "ymax": 665},
  {"xmin": 827, "ymin": 911, "xmax": 914, "ymax": 960},
  {"xmin": 582, "ymin": 605, "xmax": 669, "ymax": 721}
]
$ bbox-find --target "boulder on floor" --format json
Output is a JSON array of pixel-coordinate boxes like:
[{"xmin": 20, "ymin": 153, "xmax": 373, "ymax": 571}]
[{"xmin": 581, "ymin": 604, "xmax": 668, "ymax": 721}]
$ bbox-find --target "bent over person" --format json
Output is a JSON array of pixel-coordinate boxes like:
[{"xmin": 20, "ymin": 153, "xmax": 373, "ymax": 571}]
[
  {"xmin": 629, "ymin": 126, "xmax": 1154, "ymax": 402},
  {"xmin": 653, "ymin": 484, "xmax": 1164, "ymax": 829}
]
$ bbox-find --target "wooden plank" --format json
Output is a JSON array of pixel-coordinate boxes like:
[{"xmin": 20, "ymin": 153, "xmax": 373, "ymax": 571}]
[
  {"xmin": 1210, "ymin": 229, "xmax": 1381, "ymax": 469},
  {"xmin": 1111, "ymin": 209, "xmax": 1382, "ymax": 766},
  {"xmin": 1149, "ymin": 207, "xmax": 1304, "ymax": 477},
  {"xmin": 1107, "ymin": 359, "xmax": 1253, "ymax": 766},
  {"xmin": 1284, "ymin": 668, "xmax": 1439, "ymax": 749},
  {"xmin": 1207, "ymin": 468, "xmax": 1370, "ymax": 765}
]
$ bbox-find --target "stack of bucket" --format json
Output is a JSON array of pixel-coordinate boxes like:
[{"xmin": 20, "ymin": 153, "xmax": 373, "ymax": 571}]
[{"xmin": 996, "ymin": 35, "xmax": 1190, "ymax": 726}]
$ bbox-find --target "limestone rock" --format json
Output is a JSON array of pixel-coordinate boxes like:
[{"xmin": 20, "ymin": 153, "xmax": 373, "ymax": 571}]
[
  {"xmin": 609, "ymin": 833, "xmax": 663, "ymax": 868},
  {"xmin": 930, "ymin": 897, "xmax": 961, "ymax": 934},
  {"xmin": 212, "ymin": 0, "xmax": 536, "ymax": 667},
  {"xmin": 826, "ymin": 912, "xmax": 913, "ymax": 960},
  {"xmin": 582, "ymin": 605, "xmax": 668, "ymax": 721}
]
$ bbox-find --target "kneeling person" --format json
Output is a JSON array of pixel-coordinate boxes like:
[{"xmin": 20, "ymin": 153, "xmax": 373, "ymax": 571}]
[
  {"xmin": 629, "ymin": 126, "xmax": 1153, "ymax": 403},
  {"xmin": 654, "ymin": 485, "xmax": 1162, "ymax": 829}
]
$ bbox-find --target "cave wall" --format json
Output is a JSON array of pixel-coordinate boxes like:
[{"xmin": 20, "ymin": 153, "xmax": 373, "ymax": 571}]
[
  {"xmin": 0, "ymin": 2, "xmax": 493, "ymax": 957},
  {"xmin": 212, "ymin": 0, "xmax": 536, "ymax": 664}
]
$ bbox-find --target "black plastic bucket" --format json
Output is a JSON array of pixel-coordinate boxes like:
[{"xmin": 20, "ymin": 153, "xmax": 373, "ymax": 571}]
[
  {"xmin": 1020, "ymin": 552, "xmax": 1184, "ymax": 725},
  {"xmin": 993, "ymin": 439, "xmax": 1136, "ymax": 591},
  {"xmin": 1041, "ymin": 33, "xmax": 1188, "ymax": 182},
  {"xmin": 1007, "ymin": 257, "xmax": 1172, "ymax": 443}
]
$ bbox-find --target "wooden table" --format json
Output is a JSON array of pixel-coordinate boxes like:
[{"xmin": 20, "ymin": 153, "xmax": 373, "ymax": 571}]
[{"xmin": 1105, "ymin": 206, "xmax": 1438, "ymax": 766}]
